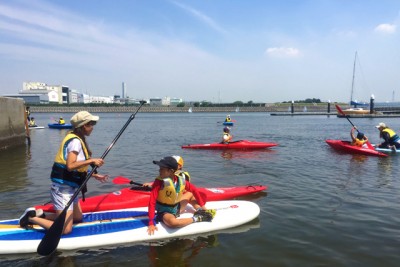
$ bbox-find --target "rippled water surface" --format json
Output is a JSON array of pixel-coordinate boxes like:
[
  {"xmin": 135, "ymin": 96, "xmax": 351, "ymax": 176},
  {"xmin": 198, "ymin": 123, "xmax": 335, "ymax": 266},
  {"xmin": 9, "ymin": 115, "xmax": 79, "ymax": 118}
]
[{"xmin": 1, "ymin": 112, "xmax": 399, "ymax": 267}]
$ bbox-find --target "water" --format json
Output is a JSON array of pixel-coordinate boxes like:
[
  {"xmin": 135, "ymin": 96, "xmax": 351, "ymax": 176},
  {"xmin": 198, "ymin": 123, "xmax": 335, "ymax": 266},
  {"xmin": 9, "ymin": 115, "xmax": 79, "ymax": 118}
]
[{"xmin": 1, "ymin": 112, "xmax": 399, "ymax": 267}]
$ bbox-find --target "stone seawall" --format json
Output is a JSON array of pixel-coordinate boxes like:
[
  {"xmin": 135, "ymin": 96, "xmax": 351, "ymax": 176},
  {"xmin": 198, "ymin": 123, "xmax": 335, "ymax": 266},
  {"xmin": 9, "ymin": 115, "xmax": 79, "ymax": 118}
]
[
  {"xmin": 30, "ymin": 104, "xmax": 336, "ymax": 113},
  {"xmin": 0, "ymin": 97, "xmax": 26, "ymax": 150}
]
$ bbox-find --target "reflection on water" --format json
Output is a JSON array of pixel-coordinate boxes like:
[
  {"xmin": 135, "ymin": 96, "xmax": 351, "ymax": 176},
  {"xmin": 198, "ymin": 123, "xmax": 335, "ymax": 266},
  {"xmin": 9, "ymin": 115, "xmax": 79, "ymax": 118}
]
[
  {"xmin": 148, "ymin": 236, "xmax": 219, "ymax": 267},
  {"xmin": 1, "ymin": 113, "xmax": 400, "ymax": 266},
  {"xmin": 0, "ymin": 144, "xmax": 29, "ymax": 192},
  {"xmin": 219, "ymin": 149, "xmax": 277, "ymax": 160}
]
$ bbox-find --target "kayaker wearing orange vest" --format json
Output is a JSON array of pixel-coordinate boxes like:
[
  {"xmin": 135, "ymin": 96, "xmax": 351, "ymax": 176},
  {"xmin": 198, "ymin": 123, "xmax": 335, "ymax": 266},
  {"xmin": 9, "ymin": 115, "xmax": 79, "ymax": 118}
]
[{"xmin": 350, "ymin": 126, "xmax": 368, "ymax": 147}]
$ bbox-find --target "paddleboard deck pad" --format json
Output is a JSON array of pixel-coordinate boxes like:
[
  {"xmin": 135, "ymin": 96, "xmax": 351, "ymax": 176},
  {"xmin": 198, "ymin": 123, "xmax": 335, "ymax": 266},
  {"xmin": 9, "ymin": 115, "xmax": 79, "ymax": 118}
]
[{"xmin": 0, "ymin": 200, "xmax": 260, "ymax": 254}]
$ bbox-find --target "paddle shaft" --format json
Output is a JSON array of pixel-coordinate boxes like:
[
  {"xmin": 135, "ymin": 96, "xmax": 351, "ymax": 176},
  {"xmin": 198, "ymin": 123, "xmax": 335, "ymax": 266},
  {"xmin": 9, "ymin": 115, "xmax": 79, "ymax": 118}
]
[
  {"xmin": 37, "ymin": 101, "xmax": 146, "ymax": 256},
  {"xmin": 335, "ymin": 105, "xmax": 360, "ymax": 132}
]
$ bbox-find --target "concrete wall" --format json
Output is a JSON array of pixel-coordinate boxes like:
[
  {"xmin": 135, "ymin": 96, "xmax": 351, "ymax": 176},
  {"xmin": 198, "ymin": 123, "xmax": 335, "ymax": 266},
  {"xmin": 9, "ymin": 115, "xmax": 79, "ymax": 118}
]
[{"xmin": 0, "ymin": 97, "xmax": 26, "ymax": 150}]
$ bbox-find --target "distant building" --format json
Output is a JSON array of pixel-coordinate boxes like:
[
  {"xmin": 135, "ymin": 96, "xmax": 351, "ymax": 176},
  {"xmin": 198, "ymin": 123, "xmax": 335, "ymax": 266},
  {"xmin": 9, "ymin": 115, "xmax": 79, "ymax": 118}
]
[
  {"xmin": 122, "ymin": 82, "xmax": 126, "ymax": 99},
  {"xmin": 149, "ymin": 97, "xmax": 183, "ymax": 106},
  {"xmin": 170, "ymin": 98, "xmax": 183, "ymax": 106},
  {"xmin": 149, "ymin": 98, "xmax": 162, "ymax": 106},
  {"xmin": 21, "ymin": 82, "xmax": 68, "ymax": 104},
  {"xmin": 3, "ymin": 81, "xmax": 179, "ymax": 105}
]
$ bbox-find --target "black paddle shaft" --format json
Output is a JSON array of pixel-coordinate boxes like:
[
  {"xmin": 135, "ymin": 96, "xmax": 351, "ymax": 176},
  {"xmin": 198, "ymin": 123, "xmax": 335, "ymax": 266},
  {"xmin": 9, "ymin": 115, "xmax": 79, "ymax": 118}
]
[
  {"xmin": 37, "ymin": 101, "xmax": 146, "ymax": 256},
  {"xmin": 335, "ymin": 105, "xmax": 360, "ymax": 133}
]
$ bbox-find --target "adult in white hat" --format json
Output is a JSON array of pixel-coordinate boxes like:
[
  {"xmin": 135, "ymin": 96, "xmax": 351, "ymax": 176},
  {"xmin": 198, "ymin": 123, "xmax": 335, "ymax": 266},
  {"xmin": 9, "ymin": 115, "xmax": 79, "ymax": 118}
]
[
  {"xmin": 18, "ymin": 111, "xmax": 109, "ymax": 234},
  {"xmin": 375, "ymin": 122, "xmax": 400, "ymax": 150}
]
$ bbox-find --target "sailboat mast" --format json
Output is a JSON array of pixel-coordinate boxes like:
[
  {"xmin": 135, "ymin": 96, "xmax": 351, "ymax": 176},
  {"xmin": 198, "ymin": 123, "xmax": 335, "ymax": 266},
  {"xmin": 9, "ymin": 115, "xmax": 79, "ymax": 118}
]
[{"xmin": 350, "ymin": 51, "xmax": 357, "ymax": 105}]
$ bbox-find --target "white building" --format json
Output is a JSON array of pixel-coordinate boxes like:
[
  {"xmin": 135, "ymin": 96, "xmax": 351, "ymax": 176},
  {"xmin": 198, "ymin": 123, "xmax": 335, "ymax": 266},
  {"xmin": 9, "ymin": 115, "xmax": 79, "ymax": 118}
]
[
  {"xmin": 170, "ymin": 98, "xmax": 183, "ymax": 106},
  {"xmin": 149, "ymin": 98, "xmax": 162, "ymax": 106},
  {"xmin": 21, "ymin": 82, "xmax": 67, "ymax": 104}
]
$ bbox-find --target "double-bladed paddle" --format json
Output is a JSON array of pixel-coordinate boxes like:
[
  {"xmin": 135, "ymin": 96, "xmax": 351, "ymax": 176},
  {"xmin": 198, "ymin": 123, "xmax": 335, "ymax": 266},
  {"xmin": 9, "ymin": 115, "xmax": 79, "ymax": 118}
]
[
  {"xmin": 335, "ymin": 104, "xmax": 375, "ymax": 150},
  {"xmin": 37, "ymin": 101, "xmax": 146, "ymax": 256}
]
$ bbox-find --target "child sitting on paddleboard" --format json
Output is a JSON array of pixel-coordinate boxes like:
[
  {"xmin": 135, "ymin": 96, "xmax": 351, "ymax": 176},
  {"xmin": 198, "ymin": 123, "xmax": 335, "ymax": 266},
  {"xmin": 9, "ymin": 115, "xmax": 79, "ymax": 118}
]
[{"xmin": 147, "ymin": 156, "xmax": 215, "ymax": 236}]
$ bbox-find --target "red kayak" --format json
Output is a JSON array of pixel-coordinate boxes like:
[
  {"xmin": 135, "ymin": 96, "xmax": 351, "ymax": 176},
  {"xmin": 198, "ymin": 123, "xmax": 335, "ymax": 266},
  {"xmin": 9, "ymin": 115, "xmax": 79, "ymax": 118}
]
[
  {"xmin": 35, "ymin": 179, "xmax": 267, "ymax": 213},
  {"xmin": 182, "ymin": 140, "xmax": 278, "ymax": 149},
  {"xmin": 325, "ymin": 139, "xmax": 388, "ymax": 157}
]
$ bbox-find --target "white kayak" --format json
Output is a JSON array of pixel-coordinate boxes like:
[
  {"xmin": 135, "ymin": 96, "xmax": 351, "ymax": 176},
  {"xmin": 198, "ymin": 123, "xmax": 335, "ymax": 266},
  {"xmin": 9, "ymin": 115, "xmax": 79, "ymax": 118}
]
[{"xmin": 0, "ymin": 200, "xmax": 260, "ymax": 254}]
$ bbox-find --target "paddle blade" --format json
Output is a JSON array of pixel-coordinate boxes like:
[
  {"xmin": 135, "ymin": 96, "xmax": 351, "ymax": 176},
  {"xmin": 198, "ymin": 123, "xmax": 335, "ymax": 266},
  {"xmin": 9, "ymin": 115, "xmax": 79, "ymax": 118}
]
[
  {"xmin": 37, "ymin": 209, "xmax": 67, "ymax": 256},
  {"xmin": 112, "ymin": 176, "xmax": 132, "ymax": 184},
  {"xmin": 335, "ymin": 104, "xmax": 345, "ymax": 115},
  {"xmin": 113, "ymin": 176, "xmax": 145, "ymax": 187}
]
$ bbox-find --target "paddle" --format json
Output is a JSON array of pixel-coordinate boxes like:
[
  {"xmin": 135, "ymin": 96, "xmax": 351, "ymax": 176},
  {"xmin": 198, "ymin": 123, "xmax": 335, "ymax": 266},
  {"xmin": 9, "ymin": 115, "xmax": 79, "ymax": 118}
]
[
  {"xmin": 113, "ymin": 176, "xmax": 144, "ymax": 186},
  {"xmin": 37, "ymin": 101, "xmax": 146, "ymax": 256},
  {"xmin": 217, "ymin": 120, "xmax": 236, "ymax": 123},
  {"xmin": 335, "ymin": 104, "xmax": 375, "ymax": 150}
]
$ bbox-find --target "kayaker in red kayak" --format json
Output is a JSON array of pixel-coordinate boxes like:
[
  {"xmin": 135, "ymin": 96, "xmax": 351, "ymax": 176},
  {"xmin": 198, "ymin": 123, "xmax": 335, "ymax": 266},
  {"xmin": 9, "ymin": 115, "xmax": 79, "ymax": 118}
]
[
  {"xmin": 147, "ymin": 156, "xmax": 215, "ymax": 236},
  {"xmin": 18, "ymin": 111, "xmax": 109, "ymax": 234},
  {"xmin": 222, "ymin": 127, "xmax": 233, "ymax": 144},
  {"xmin": 375, "ymin": 122, "xmax": 400, "ymax": 151},
  {"xmin": 350, "ymin": 126, "xmax": 369, "ymax": 148}
]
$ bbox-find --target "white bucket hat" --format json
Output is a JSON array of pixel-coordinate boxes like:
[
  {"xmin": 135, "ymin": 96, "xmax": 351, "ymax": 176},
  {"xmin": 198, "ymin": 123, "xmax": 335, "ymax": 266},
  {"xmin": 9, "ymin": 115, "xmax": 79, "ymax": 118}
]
[{"xmin": 70, "ymin": 111, "xmax": 99, "ymax": 128}]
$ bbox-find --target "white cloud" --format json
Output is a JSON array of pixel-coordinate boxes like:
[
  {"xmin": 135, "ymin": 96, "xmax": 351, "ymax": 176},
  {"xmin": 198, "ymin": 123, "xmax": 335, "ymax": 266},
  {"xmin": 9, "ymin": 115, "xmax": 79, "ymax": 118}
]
[
  {"xmin": 374, "ymin": 23, "xmax": 396, "ymax": 34},
  {"xmin": 265, "ymin": 47, "xmax": 301, "ymax": 58},
  {"xmin": 171, "ymin": 1, "xmax": 227, "ymax": 34}
]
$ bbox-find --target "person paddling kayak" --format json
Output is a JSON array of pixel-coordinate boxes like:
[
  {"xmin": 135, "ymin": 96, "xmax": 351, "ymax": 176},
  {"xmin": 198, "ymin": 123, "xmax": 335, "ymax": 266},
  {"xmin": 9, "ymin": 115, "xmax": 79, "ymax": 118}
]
[
  {"xmin": 350, "ymin": 126, "xmax": 369, "ymax": 148},
  {"xmin": 222, "ymin": 127, "xmax": 232, "ymax": 144}
]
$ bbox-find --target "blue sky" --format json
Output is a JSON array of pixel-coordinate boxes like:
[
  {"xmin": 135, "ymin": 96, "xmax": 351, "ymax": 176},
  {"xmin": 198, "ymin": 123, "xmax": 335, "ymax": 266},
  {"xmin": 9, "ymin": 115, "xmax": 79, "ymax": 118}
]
[{"xmin": 0, "ymin": 0, "xmax": 399, "ymax": 103}]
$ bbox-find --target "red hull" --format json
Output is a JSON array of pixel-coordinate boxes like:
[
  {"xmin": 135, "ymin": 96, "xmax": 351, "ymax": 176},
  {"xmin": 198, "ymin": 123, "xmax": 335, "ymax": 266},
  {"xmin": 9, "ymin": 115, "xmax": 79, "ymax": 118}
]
[
  {"xmin": 35, "ymin": 184, "xmax": 267, "ymax": 213},
  {"xmin": 182, "ymin": 140, "xmax": 278, "ymax": 149},
  {"xmin": 325, "ymin": 139, "xmax": 387, "ymax": 157}
]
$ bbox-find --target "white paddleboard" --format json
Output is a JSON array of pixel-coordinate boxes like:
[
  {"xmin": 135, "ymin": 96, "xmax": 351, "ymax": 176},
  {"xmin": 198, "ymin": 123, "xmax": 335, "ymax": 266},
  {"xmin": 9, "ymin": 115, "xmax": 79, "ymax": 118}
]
[
  {"xmin": 375, "ymin": 147, "xmax": 400, "ymax": 153},
  {"xmin": 0, "ymin": 200, "xmax": 260, "ymax": 254}
]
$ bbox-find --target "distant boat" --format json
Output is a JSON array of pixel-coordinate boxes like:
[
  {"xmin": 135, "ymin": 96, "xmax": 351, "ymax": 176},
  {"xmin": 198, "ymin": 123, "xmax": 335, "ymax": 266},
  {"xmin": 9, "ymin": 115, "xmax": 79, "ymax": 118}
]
[
  {"xmin": 48, "ymin": 123, "xmax": 73, "ymax": 129},
  {"xmin": 343, "ymin": 52, "xmax": 370, "ymax": 115},
  {"xmin": 235, "ymin": 107, "xmax": 240, "ymax": 112},
  {"xmin": 303, "ymin": 106, "xmax": 307, "ymax": 112},
  {"xmin": 188, "ymin": 107, "xmax": 192, "ymax": 113},
  {"xmin": 341, "ymin": 107, "xmax": 369, "ymax": 115},
  {"xmin": 28, "ymin": 126, "xmax": 45, "ymax": 129}
]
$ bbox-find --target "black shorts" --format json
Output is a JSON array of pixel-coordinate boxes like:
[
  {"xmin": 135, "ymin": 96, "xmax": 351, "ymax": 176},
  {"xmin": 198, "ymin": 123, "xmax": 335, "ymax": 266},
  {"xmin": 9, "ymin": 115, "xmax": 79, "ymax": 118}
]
[{"xmin": 155, "ymin": 203, "xmax": 181, "ymax": 223}]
